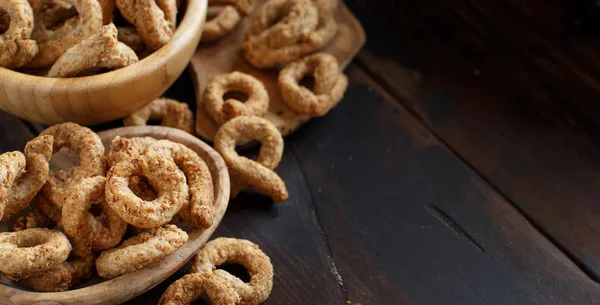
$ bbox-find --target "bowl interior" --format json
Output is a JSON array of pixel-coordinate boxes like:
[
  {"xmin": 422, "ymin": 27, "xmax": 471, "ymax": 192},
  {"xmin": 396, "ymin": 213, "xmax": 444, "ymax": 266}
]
[{"xmin": 0, "ymin": 126, "xmax": 229, "ymax": 305}]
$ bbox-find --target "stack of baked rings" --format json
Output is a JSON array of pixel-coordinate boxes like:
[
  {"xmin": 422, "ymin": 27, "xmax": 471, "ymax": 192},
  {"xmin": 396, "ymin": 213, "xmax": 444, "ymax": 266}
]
[
  {"xmin": 0, "ymin": 122, "xmax": 217, "ymax": 292},
  {"xmin": 0, "ymin": 0, "xmax": 180, "ymax": 77}
]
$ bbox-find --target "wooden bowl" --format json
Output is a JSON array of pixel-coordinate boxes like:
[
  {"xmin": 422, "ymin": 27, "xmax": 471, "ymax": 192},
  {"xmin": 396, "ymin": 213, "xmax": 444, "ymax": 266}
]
[
  {"xmin": 0, "ymin": 0, "xmax": 207, "ymax": 126},
  {"xmin": 0, "ymin": 126, "xmax": 230, "ymax": 305}
]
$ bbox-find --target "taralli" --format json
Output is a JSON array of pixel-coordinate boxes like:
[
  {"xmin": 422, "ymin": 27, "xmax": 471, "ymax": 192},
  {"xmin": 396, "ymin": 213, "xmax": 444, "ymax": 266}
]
[
  {"xmin": 107, "ymin": 135, "xmax": 157, "ymax": 167},
  {"xmin": 40, "ymin": 123, "xmax": 106, "ymax": 207},
  {"xmin": 278, "ymin": 52, "xmax": 347, "ymax": 116},
  {"xmin": 61, "ymin": 176, "xmax": 106, "ymax": 257},
  {"xmin": 204, "ymin": 72, "xmax": 269, "ymax": 126},
  {"xmin": 126, "ymin": 0, "xmax": 177, "ymax": 50},
  {"xmin": 89, "ymin": 198, "xmax": 128, "ymax": 251},
  {"xmin": 0, "ymin": 0, "xmax": 38, "ymax": 68},
  {"xmin": 20, "ymin": 255, "xmax": 95, "ymax": 292},
  {"xmin": 0, "ymin": 228, "xmax": 71, "ymax": 280},
  {"xmin": 158, "ymin": 272, "xmax": 243, "ymax": 305},
  {"xmin": 105, "ymin": 154, "xmax": 189, "ymax": 228},
  {"xmin": 47, "ymin": 23, "xmax": 118, "ymax": 78},
  {"xmin": 214, "ymin": 116, "xmax": 288, "ymax": 202},
  {"xmin": 202, "ymin": 5, "xmax": 241, "ymax": 43},
  {"xmin": 191, "ymin": 238, "xmax": 274, "ymax": 305},
  {"xmin": 2, "ymin": 135, "xmax": 53, "ymax": 221},
  {"xmin": 242, "ymin": 0, "xmax": 337, "ymax": 68},
  {"xmin": 147, "ymin": 140, "xmax": 214, "ymax": 228},
  {"xmin": 96, "ymin": 224, "xmax": 188, "ymax": 279},
  {"xmin": 95, "ymin": 41, "xmax": 139, "ymax": 70},
  {"xmin": 117, "ymin": 26, "xmax": 145, "ymax": 52},
  {"xmin": 0, "ymin": 151, "xmax": 26, "ymax": 220},
  {"xmin": 124, "ymin": 98, "xmax": 194, "ymax": 134},
  {"xmin": 245, "ymin": 0, "xmax": 318, "ymax": 50},
  {"xmin": 28, "ymin": 0, "xmax": 103, "ymax": 67}
]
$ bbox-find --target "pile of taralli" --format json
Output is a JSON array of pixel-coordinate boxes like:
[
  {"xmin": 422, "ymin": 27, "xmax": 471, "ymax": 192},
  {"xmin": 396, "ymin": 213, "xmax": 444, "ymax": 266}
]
[
  {"xmin": 0, "ymin": 0, "xmax": 181, "ymax": 76},
  {"xmin": 0, "ymin": 0, "xmax": 349, "ymax": 303}
]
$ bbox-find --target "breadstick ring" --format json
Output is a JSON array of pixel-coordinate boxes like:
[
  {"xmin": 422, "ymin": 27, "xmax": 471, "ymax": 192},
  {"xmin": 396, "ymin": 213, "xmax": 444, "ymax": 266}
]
[
  {"xmin": 0, "ymin": 151, "xmax": 26, "ymax": 220},
  {"xmin": 0, "ymin": 0, "xmax": 34, "ymax": 41},
  {"xmin": 133, "ymin": 0, "xmax": 176, "ymax": 50},
  {"xmin": 20, "ymin": 255, "xmax": 95, "ymax": 292},
  {"xmin": 96, "ymin": 224, "xmax": 188, "ymax": 279},
  {"xmin": 107, "ymin": 136, "xmax": 157, "ymax": 167},
  {"xmin": 117, "ymin": 26, "xmax": 145, "ymax": 52},
  {"xmin": 0, "ymin": 0, "xmax": 38, "ymax": 68},
  {"xmin": 47, "ymin": 23, "xmax": 118, "ymax": 78},
  {"xmin": 0, "ymin": 228, "xmax": 71, "ymax": 280},
  {"xmin": 147, "ymin": 140, "xmax": 215, "ymax": 228},
  {"xmin": 124, "ymin": 98, "xmax": 194, "ymax": 134},
  {"xmin": 204, "ymin": 72, "xmax": 269, "ymax": 126},
  {"xmin": 245, "ymin": 0, "xmax": 318, "ymax": 49},
  {"xmin": 158, "ymin": 272, "xmax": 244, "ymax": 305},
  {"xmin": 40, "ymin": 123, "xmax": 106, "ymax": 207},
  {"xmin": 105, "ymin": 155, "xmax": 189, "ymax": 228},
  {"xmin": 61, "ymin": 176, "xmax": 106, "ymax": 258},
  {"xmin": 214, "ymin": 116, "xmax": 288, "ymax": 202},
  {"xmin": 201, "ymin": 5, "xmax": 241, "ymax": 43},
  {"xmin": 2, "ymin": 135, "xmax": 53, "ymax": 221},
  {"xmin": 27, "ymin": 0, "xmax": 103, "ymax": 67},
  {"xmin": 191, "ymin": 238, "xmax": 274, "ymax": 305},
  {"xmin": 90, "ymin": 198, "xmax": 128, "ymax": 251},
  {"xmin": 95, "ymin": 41, "xmax": 139, "ymax": 70},
  {"xmin": 278, "ymin": 52, "xmax": 347, "ymax": 117}
]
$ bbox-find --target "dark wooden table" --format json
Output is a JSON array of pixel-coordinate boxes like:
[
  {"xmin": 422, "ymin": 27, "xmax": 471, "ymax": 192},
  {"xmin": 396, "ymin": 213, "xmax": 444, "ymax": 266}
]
[{"xmin": 4, "ymin": 0, "xmax": 600, "ymax": 303}]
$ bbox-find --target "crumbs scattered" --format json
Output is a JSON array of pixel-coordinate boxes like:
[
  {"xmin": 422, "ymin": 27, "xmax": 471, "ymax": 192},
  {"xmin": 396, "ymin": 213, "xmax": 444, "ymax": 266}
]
[
  {"xmin": 473, "ymin": 69, "xmax": 481, "ymax": 76},
  {"xmin": 329, "ymin": 164, "xmax": 336, "ymax": 170},
  {"xmin": 348, "ymin": 156, "xmax": 353, "ymax": 161}
]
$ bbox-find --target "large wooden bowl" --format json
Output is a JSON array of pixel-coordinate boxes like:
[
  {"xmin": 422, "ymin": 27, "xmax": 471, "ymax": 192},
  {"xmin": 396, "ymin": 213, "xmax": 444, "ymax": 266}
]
[
  {"xmin": 0, "ymin": 126, "xmax": 230, "ymax": 305},
  {"xmin": 0, "ymin": 0, "xmax": 207, "ymax": 126}
]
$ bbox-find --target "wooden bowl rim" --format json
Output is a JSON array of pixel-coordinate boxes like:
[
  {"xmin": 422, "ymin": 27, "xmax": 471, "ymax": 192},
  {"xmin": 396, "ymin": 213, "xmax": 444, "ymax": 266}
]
[
  {"xmin": 0, "ymin": 126, "xmax": 230, "ymax": 305},
  {"xmin": 0, "ymin": 0, "xmax": 207, "ymax": 86}
]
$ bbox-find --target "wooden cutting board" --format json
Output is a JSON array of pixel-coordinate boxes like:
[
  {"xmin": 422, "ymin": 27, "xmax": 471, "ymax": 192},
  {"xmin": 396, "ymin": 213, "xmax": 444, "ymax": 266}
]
[{"xmin": 190, "ymin": 1, "xmax": 366, "ymax": 141}]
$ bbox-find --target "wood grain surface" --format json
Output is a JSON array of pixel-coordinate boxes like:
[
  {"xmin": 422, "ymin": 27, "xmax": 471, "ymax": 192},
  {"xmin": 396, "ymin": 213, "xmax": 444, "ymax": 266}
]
[
  {"xmin": 191, "ymin": 1, "xmax": 365, "ymax": 141},
  {"xmin": 345, "ymin": 0, "xmax": 600, "ymax": 283}
]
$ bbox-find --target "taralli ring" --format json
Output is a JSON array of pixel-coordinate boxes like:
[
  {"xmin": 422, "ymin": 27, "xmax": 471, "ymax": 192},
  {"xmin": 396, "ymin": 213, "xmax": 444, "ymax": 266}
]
[
  {"xmin": 2, "ymin": 135, "xmax": 53, "ymax": 221},
  {"xmin": 0, "ymin": 0, "xmax": 38, "ymax": 68},
  {"xmin": 61, "ymin": 176, "xmax": 106, "ymax": 257},
  {"xmin": 202, "ymin": 5, "xmax": 242, "ymax": 43},
  {"xmin": 124, "ymin": 98, "xmax": 194, "ymax": 134},
  {"xmin": 47, "ymin": 23, "xmax": 118, "ymax": 78},
  {"xmin": 214, "ymin": 116, "xmax": 288, "ymax": 202},
  {"xmin": 204, "ymin": 72, "xmax": 269, "ymax": 126},
  {"xmin": 105, "ymin": 154, "xmax": 189, "ymax": 228},
  {"xmin": 40, "ymin": 123, "xmax": 107, "ymax": 207},
  {"xmin": 191, "ymin": 238, "xmax": 274, "ymax": 305},
  {"xmin": 147, "ymin": 140, "xmax": 215, "ymax": 228},
  {"xmin": 107, "ymin": 136, "xmax": 157, "ymax": 167},
  {"xmin": 0, "ymin": 151, "xmax": 26, "ymax": 220},
  {"xmin": 278, "ymin": 52, "xmax": 347, "ymax": 116},
  {"xmin": 0, "ymin": 228, "xmax": 71, "ymax": 280},
  {"xmin": 27, "ymin": 0, "xmax": 103, "ymax": 67},
  {"xmin": 96, "ymin": 224, "xmax": 188, "ymax": 279},
  {"xmin": 158, "ymin": 272, "xmax": 245, "ymax": 305},
  {"xmin": 20, "ymin": 255, "xmax": 95, "ymax": 292}
]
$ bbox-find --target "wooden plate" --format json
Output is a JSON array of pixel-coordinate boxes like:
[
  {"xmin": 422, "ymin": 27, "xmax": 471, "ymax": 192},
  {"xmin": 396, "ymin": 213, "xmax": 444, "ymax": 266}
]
[
  {"xmin": 191, "ymin": 1, "xmax": 366, "ymax": 141},
  {"xmin": 0, "ymin": 126, "xmax": 230, "ymax": 305}
]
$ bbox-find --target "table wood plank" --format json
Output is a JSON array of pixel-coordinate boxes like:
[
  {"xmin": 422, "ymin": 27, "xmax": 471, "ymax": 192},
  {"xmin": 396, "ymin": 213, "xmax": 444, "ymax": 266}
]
[
  {"xmin": 346, "ymin": 0, "xmax": 600, "ymax": 283},
  {"xmin": 282, "ymin": 65, "xmax": 600, "ymax": 304}
]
